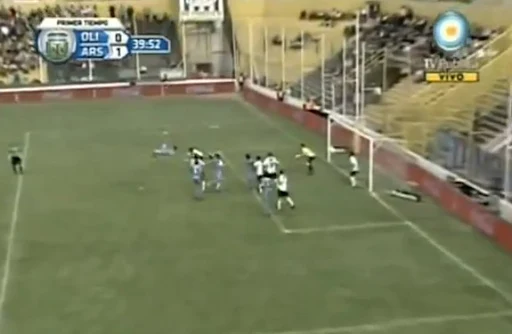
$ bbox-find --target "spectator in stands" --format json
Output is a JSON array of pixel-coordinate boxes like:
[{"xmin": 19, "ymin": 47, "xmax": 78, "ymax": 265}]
[{"xmin": 237, "ymin": 73, "xmax": 245, "ymax": 89}]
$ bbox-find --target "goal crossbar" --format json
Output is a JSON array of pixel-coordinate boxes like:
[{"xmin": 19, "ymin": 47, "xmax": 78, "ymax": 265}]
[{"xmin": 326, "ymin": 113, "xmax": 406, "ymax": 193}]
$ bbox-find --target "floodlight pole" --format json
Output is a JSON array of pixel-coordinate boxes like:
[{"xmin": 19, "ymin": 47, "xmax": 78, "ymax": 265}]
[
  {"xmin": 360, "ymin": 42, "xmax": 366, "ymax": 121},
  {"xmin": 505, "ymin": 81, "xmax": 512, "ymax": 200},
  {"xmin": 327, "ymin": 113, "xmax": 332, "ymax": 162},
  {"xmin": 342, "ymin": 38, "xmax": 347, "ymax": 115},
  {"xmin": 355, "ymin": 12, "xmax": 360, "ymax": 121}
]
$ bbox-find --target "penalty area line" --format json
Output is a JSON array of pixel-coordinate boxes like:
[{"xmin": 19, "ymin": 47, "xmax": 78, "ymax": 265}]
[
  {"xmin": 0, "ymin": 131, "xmax": 31, "ymax": 324},
  {"xmin": 256, "ymin": 309, "xmax": 512, "ymax": 334},
  {"xmin": 238, "ymin": 100, "xmax": 512, "ymax": 305},
  {"xmin": 285, "ymin": 221, "xmax": 406, "ymax": 235}
]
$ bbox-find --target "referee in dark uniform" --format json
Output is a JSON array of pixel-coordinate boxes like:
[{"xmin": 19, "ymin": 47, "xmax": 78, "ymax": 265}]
[{"xmin": 8, "ymin": 148, "xmax": 23, "ymax": 175}]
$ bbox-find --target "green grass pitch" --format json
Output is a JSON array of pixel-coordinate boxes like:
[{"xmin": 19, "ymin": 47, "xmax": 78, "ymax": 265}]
[{"xmin": 0, "ymin": 96, "xmax": 512, "ymax": 334}]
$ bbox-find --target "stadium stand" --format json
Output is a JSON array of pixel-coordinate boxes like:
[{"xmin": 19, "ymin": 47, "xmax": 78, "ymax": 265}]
[
  {"xmin": 230, "ymin": 0, "xmax": 509, "ymax": 117},
  {"xmin": 229, "ymin": 0, "xmax": 512, "ymax": 192}
]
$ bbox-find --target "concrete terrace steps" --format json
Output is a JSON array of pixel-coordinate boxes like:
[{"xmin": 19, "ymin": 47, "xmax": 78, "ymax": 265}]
[
  {"xmin": 404, "ymin": 27, "xmax": 512, "ymax": 109},
  {"xmin": 364, "ymin": 77, "xmax": 419, "ymax": 128}
]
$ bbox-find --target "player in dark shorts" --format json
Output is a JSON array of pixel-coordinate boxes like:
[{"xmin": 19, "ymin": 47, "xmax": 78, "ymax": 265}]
[{"xmin": 8, "ymin": 149, "xmax": 23, "ymax": 175}]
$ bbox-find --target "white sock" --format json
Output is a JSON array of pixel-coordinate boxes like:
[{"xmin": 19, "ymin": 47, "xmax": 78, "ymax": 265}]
[
  {"xmin": 286, "ymin": 197, "xmax": 295, "ymax": 207},
  {"xmin": 201, "ymin": 181, "xmax": 206, "ymax": 191},
  {"xmin": 350, "ymin": 177, "xmax": 356, "ymax": 187},
  {"xmin": 277, "ymin": 199, "xmax": 282, "ymax": 210}
]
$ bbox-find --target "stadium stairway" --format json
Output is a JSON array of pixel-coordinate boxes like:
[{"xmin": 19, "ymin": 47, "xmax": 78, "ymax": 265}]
[
  {"xmin": 375, "ymin": 42, "xmax": 512, "ymax": 155},
  {"xmin": 364, "ymin": 25, "xmax": 512, "ymax": 133},
  {"xmin": 468, "ymin": 80, "xmax": 512, "ymax": 154}
]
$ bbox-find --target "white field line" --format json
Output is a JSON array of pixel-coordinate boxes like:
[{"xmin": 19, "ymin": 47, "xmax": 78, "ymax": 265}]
[
  {"xmin": 285, "ymin": 221, "xmax": 406, "ymax": 235},
  {"xmin": 220, "ymin": 151, "xmax": 289, "ymax": 234},
  {"xmin": 257, "ymin": 309, "xmax": 512, "ymax": 334},
  {"xmin": 238, "ymin": 100, "xmax": 512, "ymax": 305},
  {"xmin": 0, "ymin": 132, "xmax": 31, "ymax": 321},
  {"xmin": 371, "ymin": 192, "xmax": 512, "ymax": 305}
]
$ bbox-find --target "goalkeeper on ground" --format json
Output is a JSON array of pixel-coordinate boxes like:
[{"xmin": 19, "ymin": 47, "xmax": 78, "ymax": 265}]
[
  {"xmin": 153, "ymin": 143, "xmax": 177, "ymax": 157},
  {"xmin": 295, "ymin": 143, "xmax": 316, "ymax": 175},
  {"xmin": 153, "ymin": 131, "xmax": 177, "ymax": 157}
]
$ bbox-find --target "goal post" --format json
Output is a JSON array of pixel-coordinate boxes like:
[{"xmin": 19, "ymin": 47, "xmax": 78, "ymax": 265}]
[{"xmin": 326, "ymin": 113, "xmax": 414, "ymax": 195}]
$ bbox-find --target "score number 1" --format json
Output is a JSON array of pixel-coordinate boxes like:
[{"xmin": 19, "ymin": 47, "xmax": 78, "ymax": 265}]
[{"xmin": 107, "ymin": 45, "xmax": 129, "ymax": 60}]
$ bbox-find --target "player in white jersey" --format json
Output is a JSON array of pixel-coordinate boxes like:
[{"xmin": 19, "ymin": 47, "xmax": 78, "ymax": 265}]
[
  {"xmin": 263, "ymin": 153, "xmax": 279, "ymax": 179},
  {"xmin": 295, "ymin": 143, "xmax": 316, "ymax": 175},
  {"xmin": 276, "ymin": 170, "xmax": 295, "ymax": 210},
  {"xmin": 188, "ymin": 147, "xmax": 205, "ymax": 166},
  {"xmin": 253, "ymin": 155, "xmax": 264, "ymax": 193},
  {"xmin": 349, "ymin": 151, "xmax": 359, "ymax": 187}
]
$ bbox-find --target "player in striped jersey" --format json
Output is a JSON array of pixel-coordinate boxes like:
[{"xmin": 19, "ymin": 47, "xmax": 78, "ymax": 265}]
[
  {"xmin": 191, "ymin": 157, "xmax": 206, "ymax": 199},
  {"xmin": 213, "ymin": 153, "xmax": 224, "ymax": 191},
  {"xmin": 295, "ymin": 143, "xmax": 316, "ymax": 175},
  {"xmin": 245, "ymin": 153, "xmax": 256, "ymax": 188},
  {"xmin": 260, "ymin": 175, "xmax": 276, "ymax": 214}
]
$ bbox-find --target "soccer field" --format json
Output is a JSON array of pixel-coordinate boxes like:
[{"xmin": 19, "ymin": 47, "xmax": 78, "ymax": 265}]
[{"xmin": 1, "ymin": 96, "xmax": 512, "ymax": 334}]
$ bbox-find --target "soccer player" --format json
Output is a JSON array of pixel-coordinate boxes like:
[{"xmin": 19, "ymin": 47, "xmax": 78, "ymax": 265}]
[
  {"xmin": 245, "ymin": 153, "xmax": 256, "ymax": 188},
  {"xmin": 213, "ymin": 153, "xmax": 224, "ymax": 191},
  {"xmin": 295, "ymin": 143, "xmax": 316, "ymax": 175},
  {"xmin": 260, "ymin": 175, "xmax": 276, "ymax": 214},
  {"xmin": 153, "ymin": 143, "xmax": 177, "ymax": 157},
  {"xmin": 349, "ymin": 151, "xmax": 359, "ymax": 188},
  {"xmin": 263, "ymin": 152, "xmax": 279, "ymax": 179},
  {"xmin": 253, "ymin": 155, "xmax": 264, "ymax": 193},
  {"xmin": 191, "ymin": 157, "xmax": 206, "ymax": 199},
  {"xmin": 8, "ymin": 148, "xmax": 23, "ymax": 175},
  {"xmin": 188, "ymin": 147, "xmax": 205, "ymax": 167},
  {"xmin": 276, "ymin": 170, "xmax": 295, "ymax": 210}
]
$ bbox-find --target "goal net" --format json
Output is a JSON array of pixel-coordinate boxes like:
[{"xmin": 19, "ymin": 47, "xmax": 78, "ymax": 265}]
[{"xmin": 326, "ymin": 113, "xmax": 415, "ymax": 197}]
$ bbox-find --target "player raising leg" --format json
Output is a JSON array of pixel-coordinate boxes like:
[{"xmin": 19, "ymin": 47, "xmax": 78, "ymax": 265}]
[
  {"xmin": 349, "ymin": 151, "xmax": 359, "ymax": 188},
  {"xmin": 295, "ymin": 143, "xmax": 316, "ymax": 175},
  {"xmin": 276, "ymin": 170, "xmax": 295, "ymax": 210}
]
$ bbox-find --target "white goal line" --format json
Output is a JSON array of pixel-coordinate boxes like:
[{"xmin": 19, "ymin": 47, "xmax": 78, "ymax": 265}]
[
  {"xmin": 256, "ymin": 309, "xmax": 512, "ymax": 334},
  {"xmin": 238, "ymin": 100, "xmax": 512, "ymax": 305},
  {"xmin": 283, "ymin": 221, "xmax": 406, "ymax": 235}
]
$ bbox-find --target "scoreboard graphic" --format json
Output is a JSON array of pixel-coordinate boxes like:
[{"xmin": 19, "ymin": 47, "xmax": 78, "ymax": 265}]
[{"xmin": 36, "ymin": 18, "xmax": 170, "ymax": 63}]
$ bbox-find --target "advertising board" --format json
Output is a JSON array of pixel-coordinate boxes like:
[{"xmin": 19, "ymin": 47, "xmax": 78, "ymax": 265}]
[{"xmin": 0, "ymin": 79, "xmax": 236, "ymax": 104}]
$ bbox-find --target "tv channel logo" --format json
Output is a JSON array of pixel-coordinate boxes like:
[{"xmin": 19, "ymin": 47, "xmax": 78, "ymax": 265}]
[{"xmin": 433, "ymin": 11, "xmax": 470, "ymax": 54}]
